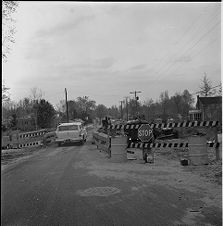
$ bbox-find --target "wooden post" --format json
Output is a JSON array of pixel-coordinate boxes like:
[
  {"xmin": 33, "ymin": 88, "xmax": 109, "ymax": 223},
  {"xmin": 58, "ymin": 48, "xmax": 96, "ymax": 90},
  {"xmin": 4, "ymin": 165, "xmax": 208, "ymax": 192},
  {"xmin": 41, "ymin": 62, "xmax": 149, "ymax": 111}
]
[
  {"xmin": 65, "ymin": 88, "xmax": 69, "ymax": 123},
  {"xmin": 214, "ymin": 127, "xmax": 220, "ymax": 160}
]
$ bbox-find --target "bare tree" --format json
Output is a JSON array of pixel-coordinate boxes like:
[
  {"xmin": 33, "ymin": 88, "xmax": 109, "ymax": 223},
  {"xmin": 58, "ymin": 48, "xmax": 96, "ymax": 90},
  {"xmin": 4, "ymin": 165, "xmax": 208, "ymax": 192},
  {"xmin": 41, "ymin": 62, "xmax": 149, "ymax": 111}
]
[
  {"xmin": 2, "ymin": 83, "xmax": 10, "ymax": 102},
  {"xmin": 2, "ymin": 1, "xmax": 19, "ymax": 61},
  {"xmin": 160, "ymin": 90, "xmax": 169, "ymax": 118},
  {"xmin": 30, "ymin": 87, "xmax": 44, "ymax": 101},
  {"xmin": 218, "ymin": 82, "xmax": 222, "ymax": 96},
  {"xmin": 144, "ymin": 98, "xmax": 153, "ymax": 121},
  {"xmin": 172, "ymin": 93, "xmax": 182, "ymax": 114},
  {"xmin": 56, "ymin": 100, "xmax": 66, "ymax": 113}
]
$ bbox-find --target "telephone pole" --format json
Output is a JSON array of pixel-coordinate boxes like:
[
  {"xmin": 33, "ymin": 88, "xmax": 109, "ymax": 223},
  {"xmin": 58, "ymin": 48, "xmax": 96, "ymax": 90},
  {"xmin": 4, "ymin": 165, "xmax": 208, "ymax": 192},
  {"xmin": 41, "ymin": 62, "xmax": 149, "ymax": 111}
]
[
  {"xmin": 65, "ymin": 88, "xmax": 69, "ymax": 123},
  {"xmin": 130, "ymin": 90, "xmax": 141, "ymax": 118},
  {"xmin": 124, "ymin": 96, "xmax": 129, "ymax": 121},
  {"xmin": 120, "ymin": 100, "xmax": 124, "ymax": 119}
]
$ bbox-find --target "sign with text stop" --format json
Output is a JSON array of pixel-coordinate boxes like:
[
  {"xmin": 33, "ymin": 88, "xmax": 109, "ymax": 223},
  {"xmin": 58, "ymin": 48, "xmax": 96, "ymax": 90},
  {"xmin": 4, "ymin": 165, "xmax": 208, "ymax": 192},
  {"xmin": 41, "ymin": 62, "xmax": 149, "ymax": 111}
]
[{"xmin": 138, "ymin": 124, "xmax": 153, "ymax": 142}]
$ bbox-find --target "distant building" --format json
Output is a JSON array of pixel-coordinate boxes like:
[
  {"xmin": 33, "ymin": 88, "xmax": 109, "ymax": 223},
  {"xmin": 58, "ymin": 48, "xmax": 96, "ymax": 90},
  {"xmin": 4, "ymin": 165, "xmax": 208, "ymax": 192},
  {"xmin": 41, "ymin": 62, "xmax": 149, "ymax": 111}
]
[{"xmin": 194, "ymin": 95, "xmax": 222, "ymax": 122}]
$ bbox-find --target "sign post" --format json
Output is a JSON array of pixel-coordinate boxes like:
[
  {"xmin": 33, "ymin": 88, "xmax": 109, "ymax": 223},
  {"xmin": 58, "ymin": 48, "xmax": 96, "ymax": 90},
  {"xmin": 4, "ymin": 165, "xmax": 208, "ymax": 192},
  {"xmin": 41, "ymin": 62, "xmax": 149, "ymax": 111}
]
[{"xmin": 138, "ymin": 124, "xmax": 154, "ymax": 163}]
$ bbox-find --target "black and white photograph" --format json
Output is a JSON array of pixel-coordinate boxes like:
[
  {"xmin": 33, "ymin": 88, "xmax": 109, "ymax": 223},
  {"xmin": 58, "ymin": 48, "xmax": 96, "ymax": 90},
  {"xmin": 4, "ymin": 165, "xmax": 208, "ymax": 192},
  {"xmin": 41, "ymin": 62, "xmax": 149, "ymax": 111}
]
[{"xmin": 2, "ymin": 2, "xmax": 222, "ymax": 226}]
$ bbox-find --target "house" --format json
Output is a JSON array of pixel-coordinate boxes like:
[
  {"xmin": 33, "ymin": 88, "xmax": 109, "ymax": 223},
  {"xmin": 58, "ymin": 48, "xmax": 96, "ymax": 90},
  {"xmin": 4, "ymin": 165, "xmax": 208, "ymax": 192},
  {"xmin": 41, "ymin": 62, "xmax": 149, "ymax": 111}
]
[{"xmin": 195, "ymin": 95, "xmax": 222, "ymax": 122}]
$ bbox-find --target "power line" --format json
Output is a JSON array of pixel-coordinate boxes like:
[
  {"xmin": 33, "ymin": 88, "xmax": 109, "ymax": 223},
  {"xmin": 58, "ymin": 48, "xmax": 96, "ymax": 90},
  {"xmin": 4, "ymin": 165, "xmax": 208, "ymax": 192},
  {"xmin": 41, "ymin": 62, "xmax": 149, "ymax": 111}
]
[
  {"xmin": 191, "ymin": 36, "xmax": 219, "ymax": 59},
  {"xmin": 154, "ymin": 8, "xmax": 220, "ymax": 78},
  {"xmin": 156, "ymin": 19, "xmax": 220, "ymax": 81},
  {"xmin": 154, "ymin": 9, "xmax": 220, "ymax": 81},
  {"xmin": 156, "ymin": 19, "xmax": 220, "ymax": 82},
  {"xmin": 167, "ymin": 36, "xmax": 220, "ymax": 78},
  {"xmin": 153, "ymin": 4, "xmax": 211, "ymax": 73}
]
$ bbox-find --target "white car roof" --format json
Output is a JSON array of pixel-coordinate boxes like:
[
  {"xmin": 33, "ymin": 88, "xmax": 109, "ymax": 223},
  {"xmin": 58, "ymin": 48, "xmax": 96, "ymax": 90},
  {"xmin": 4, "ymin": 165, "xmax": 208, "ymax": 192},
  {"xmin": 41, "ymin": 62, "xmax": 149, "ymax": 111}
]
[{"xmin": 58, "ymin": 122, "xmax": 82, "ymax": 126}]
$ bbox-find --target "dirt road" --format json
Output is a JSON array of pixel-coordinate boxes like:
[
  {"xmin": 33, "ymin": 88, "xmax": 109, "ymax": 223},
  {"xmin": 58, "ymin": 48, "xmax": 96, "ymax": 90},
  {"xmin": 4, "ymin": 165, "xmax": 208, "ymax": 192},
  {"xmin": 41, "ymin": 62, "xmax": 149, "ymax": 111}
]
[{"xmin": 1, "ymin": 133, "xmax": 222, "ymax": 226}]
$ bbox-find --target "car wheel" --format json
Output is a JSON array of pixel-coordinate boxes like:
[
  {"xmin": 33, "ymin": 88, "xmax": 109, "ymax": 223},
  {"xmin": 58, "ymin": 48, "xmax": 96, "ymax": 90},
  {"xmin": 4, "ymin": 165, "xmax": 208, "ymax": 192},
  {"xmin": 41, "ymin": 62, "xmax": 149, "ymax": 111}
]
[{"xmin": 58, "ymin": 142, "xmax": 61, "ymax": 147}]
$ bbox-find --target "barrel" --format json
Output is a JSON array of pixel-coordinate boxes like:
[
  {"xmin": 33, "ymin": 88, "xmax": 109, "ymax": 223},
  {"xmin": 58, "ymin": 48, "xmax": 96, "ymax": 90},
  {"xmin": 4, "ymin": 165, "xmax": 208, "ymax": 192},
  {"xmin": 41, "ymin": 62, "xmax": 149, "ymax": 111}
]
[
  {"xmin": 188, "ymin": 135, "xmax": 208, "ymax": 165},
  {"xmin": 110, "ymin": 136, "xmax": 127, "ymax": 163}
]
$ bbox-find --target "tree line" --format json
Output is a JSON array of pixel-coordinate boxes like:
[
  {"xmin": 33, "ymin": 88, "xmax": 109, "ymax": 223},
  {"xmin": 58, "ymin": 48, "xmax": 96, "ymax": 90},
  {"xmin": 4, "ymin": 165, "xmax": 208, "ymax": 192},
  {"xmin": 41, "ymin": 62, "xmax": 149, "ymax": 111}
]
[{"xmin": 2, "ymin": 75, "xmax": 222, "ymax": 132}]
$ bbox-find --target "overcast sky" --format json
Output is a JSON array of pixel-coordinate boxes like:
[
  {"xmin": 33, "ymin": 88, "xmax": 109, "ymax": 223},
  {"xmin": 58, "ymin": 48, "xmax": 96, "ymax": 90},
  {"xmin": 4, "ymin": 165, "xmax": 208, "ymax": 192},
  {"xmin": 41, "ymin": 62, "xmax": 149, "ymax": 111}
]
[{"xmin": 2, "ymin": 2, "xmax": 221, "ymax": 107}]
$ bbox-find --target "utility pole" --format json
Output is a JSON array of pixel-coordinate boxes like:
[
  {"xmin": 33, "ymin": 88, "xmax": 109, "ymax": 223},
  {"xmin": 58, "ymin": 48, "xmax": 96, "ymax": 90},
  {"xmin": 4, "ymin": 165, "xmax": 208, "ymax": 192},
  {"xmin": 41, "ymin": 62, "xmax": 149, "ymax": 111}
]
[
  {"xmin": 65, "ymin": 88, "xmax": 69, "ymax": 123},
  {"xmin": 35, "ymin": 100, "xmax": 38, "ymax": 130},
  {"xmin": 124, "ymin": 96, "xmax": 129, "ymax": 121},
  {"xmin": 120, "ymin": 100, "xmax": 124, "ymax": 119},
  {"xmin": 130, "ymin": 90, "xmax": 141, "ymax": 118}
]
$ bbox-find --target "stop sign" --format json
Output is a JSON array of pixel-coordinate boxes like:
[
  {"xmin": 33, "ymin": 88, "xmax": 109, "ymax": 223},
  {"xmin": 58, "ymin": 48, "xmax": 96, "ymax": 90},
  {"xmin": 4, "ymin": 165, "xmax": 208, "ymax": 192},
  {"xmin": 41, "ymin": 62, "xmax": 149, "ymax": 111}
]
[{"xmin": 138, "ymin": 124, "xmax": 153, "ymax": 142}]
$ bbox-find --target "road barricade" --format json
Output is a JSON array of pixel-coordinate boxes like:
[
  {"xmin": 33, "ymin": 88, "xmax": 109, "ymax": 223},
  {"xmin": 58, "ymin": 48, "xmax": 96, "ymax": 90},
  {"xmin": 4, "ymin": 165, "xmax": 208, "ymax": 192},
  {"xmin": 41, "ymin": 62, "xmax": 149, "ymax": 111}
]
[
  {"xmin": 109, "ymin": 120, "xmax": 221, "ymax": 163},
  {"xmin": 18, "ymin": 141, "xmax": 43, "ymax": 148},
  {"xmin": 1, "ymin": 129, "xmax": 47, "ymax": 149},
  {"xmin": 16, "ymin": 129, "xmax": 47, "ymax": 148},
  {"xmin": 93, "ymin": 131, "xmax": 110, "ymax": 155},
  {"xmin": 18, "ymin": 129, "xmax": 47, "ymax": 139},
  {"xmin": 108, "ymin": 120, "xmax": 219, "ymax": 130}
]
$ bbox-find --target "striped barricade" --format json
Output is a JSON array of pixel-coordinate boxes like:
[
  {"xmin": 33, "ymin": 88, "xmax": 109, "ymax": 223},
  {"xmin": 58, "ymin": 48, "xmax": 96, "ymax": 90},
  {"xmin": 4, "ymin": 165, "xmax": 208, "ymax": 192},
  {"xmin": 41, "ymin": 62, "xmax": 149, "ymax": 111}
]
[
  {"xmin": 108, "ymin": 121, "xmax": 219, "ymax": 130},
  {"xmin": 127, "ymin": 141, "xmax": 220, "ymax": 154},
  {"xmin": 16, "ymin": 129, "xmax": 47, "ymax": 148},
  {"xmin": 18, "ymin": 141, "xmax": 43, "ymax": 148},
  {"xmin": 18, "ymin": 129, "xmax": 47, "ymax": 139},
  {"xmin": 127, "ymin": 141, "xmax": 220, "ymax": 149}
]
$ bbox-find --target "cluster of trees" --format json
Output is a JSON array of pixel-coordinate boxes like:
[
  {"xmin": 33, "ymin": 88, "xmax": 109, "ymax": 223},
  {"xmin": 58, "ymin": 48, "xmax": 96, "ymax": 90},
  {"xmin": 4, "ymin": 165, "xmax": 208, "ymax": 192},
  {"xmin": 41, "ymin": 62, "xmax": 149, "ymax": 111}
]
[
  {"xmin": 55, "ymin": 89, "xmax": 194, "ymax": 124},
  {"xmin": 139, "ymin": 89, "xmax": 194, "ymax": 122},
  {"xmin": 2, "ymin": 75, "xmax": 222, "ymax": 132},
  {"xmin": 56, "ymin": 96, "xmax": 120, "ymax": 124},
  {"xmin": 2, "ymin": 88, "xmax": 55, "ymax": 131}
]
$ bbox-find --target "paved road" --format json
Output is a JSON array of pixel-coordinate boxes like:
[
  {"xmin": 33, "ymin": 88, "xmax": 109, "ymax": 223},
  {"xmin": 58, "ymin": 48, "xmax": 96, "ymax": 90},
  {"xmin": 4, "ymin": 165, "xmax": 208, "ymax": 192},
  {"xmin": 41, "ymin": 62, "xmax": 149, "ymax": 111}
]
[{"xmin": 2, "ymin": 132, "xmax": 222, "ymax": 226}]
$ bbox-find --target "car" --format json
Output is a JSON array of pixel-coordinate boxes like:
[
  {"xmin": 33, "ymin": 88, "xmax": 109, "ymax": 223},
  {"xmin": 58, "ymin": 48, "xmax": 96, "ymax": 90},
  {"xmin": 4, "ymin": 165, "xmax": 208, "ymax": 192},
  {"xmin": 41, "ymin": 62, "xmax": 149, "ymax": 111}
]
[{"xmin": 55, "ymin": 122, "xmax": 87, "ymax": 146}]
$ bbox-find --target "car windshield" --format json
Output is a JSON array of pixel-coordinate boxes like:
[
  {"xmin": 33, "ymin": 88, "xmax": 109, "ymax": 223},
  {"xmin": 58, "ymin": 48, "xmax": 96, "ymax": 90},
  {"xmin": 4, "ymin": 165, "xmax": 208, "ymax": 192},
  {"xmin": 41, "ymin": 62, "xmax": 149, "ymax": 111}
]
[{"xmin": 58, "ymin": 125, "xmax": 79, "ymax": 131}]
